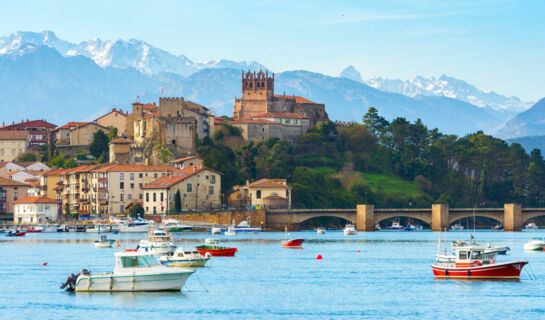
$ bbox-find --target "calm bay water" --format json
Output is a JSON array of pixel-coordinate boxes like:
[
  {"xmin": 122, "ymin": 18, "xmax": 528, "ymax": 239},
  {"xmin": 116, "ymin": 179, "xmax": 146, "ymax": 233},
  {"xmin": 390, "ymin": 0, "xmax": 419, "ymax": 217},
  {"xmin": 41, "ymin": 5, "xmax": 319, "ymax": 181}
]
[{"xmin": 2, "ymin": 230, "xmax": 545, "ymax": 319}]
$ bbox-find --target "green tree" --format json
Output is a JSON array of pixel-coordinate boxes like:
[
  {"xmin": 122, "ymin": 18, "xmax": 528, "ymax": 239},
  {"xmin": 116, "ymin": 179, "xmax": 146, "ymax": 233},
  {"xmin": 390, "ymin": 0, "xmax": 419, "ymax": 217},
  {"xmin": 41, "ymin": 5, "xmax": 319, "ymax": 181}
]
[
  {"xmin": 174, "ymin": 190, "xmax": 182, "ymax": 212},
  {"xmin": 108, "ymin": 127, "xmax": 118, "ymax": 141},
  {"xmin": 363, "ymin": 107, "xmax": 389, "ymax": 136},
  {"xmin": 18, "ymin": 152, "xmax": 37, "ymax": 162},
  {"xmin": 49, "ymin": 153, "xmax": 65, "ymax": 168},
  {"xmin": 89, "ymin": 130, "xmax": 109, "ymax": 160},
  {"xmin": 129, "ymin": 203, "xmax": 145, "ymax": 218},
  {"xmin": 64, "ymin": 158, "xmax": 78, "ymax": 168}
]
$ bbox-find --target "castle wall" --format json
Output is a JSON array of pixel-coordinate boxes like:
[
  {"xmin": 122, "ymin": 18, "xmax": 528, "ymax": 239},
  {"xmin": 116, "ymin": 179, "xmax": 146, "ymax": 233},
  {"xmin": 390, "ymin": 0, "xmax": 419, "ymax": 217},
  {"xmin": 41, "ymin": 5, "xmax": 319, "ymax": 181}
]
[{"xmin": 159, "ymin": 97, "xmax": 184, "ymax": 118}]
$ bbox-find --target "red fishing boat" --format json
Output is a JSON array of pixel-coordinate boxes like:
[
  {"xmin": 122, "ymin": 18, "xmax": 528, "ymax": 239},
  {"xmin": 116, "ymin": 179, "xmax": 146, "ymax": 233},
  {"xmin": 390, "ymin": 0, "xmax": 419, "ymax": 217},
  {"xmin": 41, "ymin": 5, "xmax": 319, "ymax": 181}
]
[
  {"xmin": 281, "ymin": 226, "xmax": 304, "ymax": 248},
  {"xmin": 196, "ymin": 245, "xmax": 237, "ymax": 257},
  {"xmin": 432, "ymin": 235, "xmax": 527, "ymax": 279},
  {"xmin": 26, "ymin": 227, "xmax": 43, "ymax": 233},
  {"xmin": 6, "ymin": 230, "xmax": 26, "ymax": 237}
]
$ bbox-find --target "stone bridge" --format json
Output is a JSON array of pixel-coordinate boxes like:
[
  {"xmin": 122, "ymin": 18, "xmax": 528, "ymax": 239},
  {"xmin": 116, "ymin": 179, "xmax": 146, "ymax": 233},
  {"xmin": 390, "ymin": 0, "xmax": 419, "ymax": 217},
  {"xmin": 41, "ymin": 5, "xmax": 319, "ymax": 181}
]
[{"xmin": 266, "ymin": 204, "xmax": 545, "ymax": 231}]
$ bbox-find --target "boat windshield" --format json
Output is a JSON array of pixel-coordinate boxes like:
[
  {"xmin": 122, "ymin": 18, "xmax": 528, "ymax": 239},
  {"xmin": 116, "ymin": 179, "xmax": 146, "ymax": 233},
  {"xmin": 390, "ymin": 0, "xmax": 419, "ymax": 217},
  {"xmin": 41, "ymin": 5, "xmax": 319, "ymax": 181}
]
[
  {"xmin": 121, "ymin": 255, "xmax": 158, "ymax": 268},
  {"xmin": 470, "ymin": 250, "xmax": 483, "ymax": 260}
]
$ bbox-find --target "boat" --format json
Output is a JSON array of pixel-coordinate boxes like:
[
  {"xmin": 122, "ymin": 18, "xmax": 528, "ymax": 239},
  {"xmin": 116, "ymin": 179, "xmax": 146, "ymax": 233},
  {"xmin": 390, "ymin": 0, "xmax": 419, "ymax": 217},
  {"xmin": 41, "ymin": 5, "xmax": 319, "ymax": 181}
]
[
  {"xmin": 196, "ymin": 245, "xmax": 237, "ymax": 257},
  {"xmin": 138, "ymin": 228, "xmax": 177, "ymax": 255},
  {"xmin": 5, "ymin": 229, "xmax": 26, "ymax": 237},
  {"xmin": 281, "ymin": 226, "xmax": 304, "ymax": 248},
  {"xmin": 57, "ymin": 225, "xmax": 69, "ymax": 232},
  {"xmin": 60, "ymin": 250, "xmax": 194, "ymax": 292},
  {"xmin": 450, "ymin": 223, "xmax": 464, "ymax": 231},
  {"xmin": 386, "ymin": 220, "xmax": 404, "ymax": 230},
  {"xmin": 432, "ymin": 245, "xmax": 527, "ymax": 279},
  {"xmin": 405, "ymin": 224, "xmax": 416, "ymax": 231},
  {"xmin": 232, "ymin": 219, "xmax": 262, "ymax": 232},
  {"xmin": 210, "ymin": 227, "xmax": 223, "ymax": 234},
  {"xmin": 94, "ymin": 235, "xmax": 115, "ymax": 248},
  {"xmin": 26, "ymin": 226, "xmax": 43, "ymax": 233},
  {"xmin": 119, "ymin": 219, "xmax": 153, "ymax": 233},
  {"xmin": 375, "ymin": 223, "xmax": 381, "ymax": 231},
  {"xmin": 524, "ymin": 237, "xmax": 545, "ymax": 251},
  {"xmin": 344, "ymin": 224, "xmax": 357, "ymax": 235},
  {"xmin": 204, "ymin": 238, "xmax": 219, "ymax": 245},
  {"xmin": 453, "ymin": 238, "xmax": 510, "ymax": 255},
  {"xmin": 525, "ymin": 222, "xmax": 538, "ymax": 231},
  {"xmin": 224, "ymin": 227, "xmax": 237, "ymax": 236},
  {"xmin": 492, "ymin": 223, "xmax": 503, "ymax": 230},
  {"xmin": 163, "ymin": 219, "xmax": 192, "ymax": 233},
  {"xmin": 316, "ymin": 227, "xmax": 326, "ymax": 234},
  {"xmin": 415, "ymin": 225, "xmax": 424, "ymax": 231},
  {"xmin": 42, "ymin": 225, "xmax": 58, "ymax": 233},
  {"xmin": 159, "ymin": 247, "xmax": 211, "ymax": 267},
  {"xmin": 86, "ymin": 224, "xmax": 114, "ymax": 233}
]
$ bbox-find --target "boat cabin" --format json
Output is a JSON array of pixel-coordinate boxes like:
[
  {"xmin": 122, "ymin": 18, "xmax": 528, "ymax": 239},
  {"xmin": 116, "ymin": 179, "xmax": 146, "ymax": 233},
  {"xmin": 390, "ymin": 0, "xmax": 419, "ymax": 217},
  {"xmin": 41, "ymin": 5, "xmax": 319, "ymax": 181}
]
[
  {"xmin": 453, "ymin": 247, "xmax": 496, "ymax": 267},
  {"xmin": 114, "ymin": 251, "xmax": 159, "ymax": 272},
  {"xmin": 148, "ymin": 229, "xmax": 173, "ymax": 242}
]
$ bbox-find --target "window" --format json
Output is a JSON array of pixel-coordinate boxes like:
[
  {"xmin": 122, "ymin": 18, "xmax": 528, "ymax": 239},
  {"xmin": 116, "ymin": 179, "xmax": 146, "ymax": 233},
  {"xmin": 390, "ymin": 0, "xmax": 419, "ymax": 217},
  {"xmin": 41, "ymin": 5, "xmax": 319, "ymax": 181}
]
[
  {"xmin": 139, "ymin": 194, "xmax": 142, "ymax": 200},
  {"xmin": 210, "ymin": 175, "xmax": 216, "ymax": 184},
  {"xmin": 256, "ymin": 190, "xmax": 261, "ymax": 199},
  {"xmin": 130, "ymin": 173, "xmax": 134, "ymax": 180},
  {"xmin": 187, "ymin": 183, "xmax": 192, "ymax": 192},
  {"xmin": 128, "ymin": 194, "xmax": 132, "ymax": 200},
  {"xmin": 154, "ymin": 173, "xmax": 158, "ymax": 178},
  {"xmin": 120, "ymin": 194, "xmax": 124, "ymax": 201},
  {"xmin": 153, "ymin": 207, "xmax": 157, "ymax": 214},
  {"xmin": 139, "ymin": 173, "xmax": 143, "ymax": 178},
  {"xmin": 119, "ymin": 205, "xmax": 124, "ymax": 212},
  {"xmin": 146, "ymin": 193, "xmax": 149, "ymax": 202},
  {"xmin": 120, "ymin": 173, "xmax": 124, "ymax": 180},
  {"xmin": 459, "ymin": 251, "xmax": 468, "ymax": 260},
  {"xmin": 160, "ymin": 193, "xmax": 163, "ymax": 201},
  {"xmin": 153, "ymin": 193, "xmax": 156, "ymax": 201},
  {"xmin": 120, "ymin": 182, "xmax": 124, "ymax": 190},
  {"xmin": 470, "ymin": 251, "xmax": 483, "ymax": 260},
  {"xmin": 139, "ymin": 183, "xmax": 142, "ymax": 188},
  {"xmin": 209, "ymin": 186, "xmax": 214, "ymax": 194},
  {"xmin": 14, "ymin": 192, "xmax": 18, "ymax": 201},
  {"xmin": 294, "ymin": 119, "xmax": 298, "ymax": 124},
  {"xmin": 130, "ymin": 183, "xmax": 134, "ymax": 189}
]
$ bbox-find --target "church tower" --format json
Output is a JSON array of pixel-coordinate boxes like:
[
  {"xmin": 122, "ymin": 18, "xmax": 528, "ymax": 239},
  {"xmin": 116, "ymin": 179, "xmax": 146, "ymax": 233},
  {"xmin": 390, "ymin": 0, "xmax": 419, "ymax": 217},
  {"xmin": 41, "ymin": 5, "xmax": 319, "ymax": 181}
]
[{"xmin": 241, "ymin": 70, "xmax": 274, "ymax": 101}]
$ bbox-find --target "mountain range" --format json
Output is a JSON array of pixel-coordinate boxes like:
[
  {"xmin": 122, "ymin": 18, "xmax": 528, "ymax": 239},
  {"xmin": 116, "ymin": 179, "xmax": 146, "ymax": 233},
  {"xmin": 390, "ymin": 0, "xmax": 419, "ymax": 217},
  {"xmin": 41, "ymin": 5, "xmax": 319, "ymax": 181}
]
[{"xmin": 0, "ymin": 31, "xmax": 539, "ymax": 137}]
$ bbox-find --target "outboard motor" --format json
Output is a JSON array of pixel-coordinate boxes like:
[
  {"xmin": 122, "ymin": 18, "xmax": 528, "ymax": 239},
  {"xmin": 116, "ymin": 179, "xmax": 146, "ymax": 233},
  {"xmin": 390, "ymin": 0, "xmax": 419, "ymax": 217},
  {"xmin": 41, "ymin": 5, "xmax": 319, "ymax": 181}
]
[{"xmin": 60, "ymin": 269, "xmax": 91, "ymax": 291}]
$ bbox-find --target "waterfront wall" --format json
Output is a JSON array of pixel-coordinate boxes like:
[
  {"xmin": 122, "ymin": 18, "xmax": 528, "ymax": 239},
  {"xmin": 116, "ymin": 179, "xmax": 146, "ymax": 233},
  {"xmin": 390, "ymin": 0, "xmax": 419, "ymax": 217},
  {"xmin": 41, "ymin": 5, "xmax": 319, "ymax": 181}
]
[{"xmin": 151, "ymin": 209, "xmax": 266, "ymax": 228}]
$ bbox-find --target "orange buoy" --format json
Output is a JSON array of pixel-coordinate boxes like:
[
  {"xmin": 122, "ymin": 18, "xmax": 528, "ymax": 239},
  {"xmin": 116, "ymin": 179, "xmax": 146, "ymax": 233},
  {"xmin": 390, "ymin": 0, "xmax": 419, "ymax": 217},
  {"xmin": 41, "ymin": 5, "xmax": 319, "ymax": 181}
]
[
  {"xmin": 42, "ymin": 262, "xmax": 47, "ymax": 266},
  {"xmin": 357, "ymin": 250, "xmax": 360, "ymax": 253},
  {"xmin": 316, "ymin": 254, "xmax": 322, "ymax": 260},
  {"xmin": 299, "ymin": 246, "xmax": 303, "ymax": 250}
]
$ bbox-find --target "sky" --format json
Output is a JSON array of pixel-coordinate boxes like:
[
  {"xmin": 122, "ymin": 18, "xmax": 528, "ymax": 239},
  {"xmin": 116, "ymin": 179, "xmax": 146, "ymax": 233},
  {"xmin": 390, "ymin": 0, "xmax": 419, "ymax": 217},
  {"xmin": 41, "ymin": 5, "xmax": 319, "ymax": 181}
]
[{"xmin": 0, "ymin": 0, "xmax": 543, "ymax": 101}]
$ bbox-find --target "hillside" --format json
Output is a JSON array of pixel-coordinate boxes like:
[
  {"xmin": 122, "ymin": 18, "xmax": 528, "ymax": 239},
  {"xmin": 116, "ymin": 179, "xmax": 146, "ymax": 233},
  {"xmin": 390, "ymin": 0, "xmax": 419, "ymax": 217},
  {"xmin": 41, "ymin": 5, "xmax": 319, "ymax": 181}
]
[{"xmin": 495, "ymin": 98, "xmax": 545, "ymax": 138}]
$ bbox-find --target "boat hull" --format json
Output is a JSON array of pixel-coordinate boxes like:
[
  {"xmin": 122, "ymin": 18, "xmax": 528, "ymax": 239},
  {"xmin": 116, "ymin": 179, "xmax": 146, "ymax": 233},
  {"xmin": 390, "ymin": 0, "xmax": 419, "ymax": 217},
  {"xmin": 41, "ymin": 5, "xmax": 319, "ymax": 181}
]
[
  {"xmin": 74, "ymin": 270, "xmax": 194, "ymax": 292},
  {"xmin": 139, "ymin": 244, "xmax": 177, "ymax": 255},
  {"xmin": 94, "ymin": 240, "xmax": 115, "ymax": 248},
  {"xmin": 281, "ymin": 239, "xmax": 304, "ymax": 248},
  {"xmin": 432, "ymin": 261, "xmax": 527, "ymax": 279},
  {"xmin": 161, "ymin": 259, "xmax": 208, "ymax": 268},
  {"xmin": 196, "ymin": 246, "xmax": 237, "ymax": 257}
]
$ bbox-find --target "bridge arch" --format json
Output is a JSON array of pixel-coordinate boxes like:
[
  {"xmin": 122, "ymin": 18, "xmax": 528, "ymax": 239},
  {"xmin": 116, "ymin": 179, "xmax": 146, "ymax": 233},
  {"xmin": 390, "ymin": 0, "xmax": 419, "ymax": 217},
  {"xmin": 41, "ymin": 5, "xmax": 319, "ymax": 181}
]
[
  {"xmin": 448, "ymin": 213, "xmax": 503, "ymax": 226},
  {"xmin": 521, "ymin": 213, "xmax": 545, "ymax": 226},
  {"xmin": 295, "ymin": 213, "xmax": 356, "ymax": 225},
  {"xmin": 374, "ymin": 213, "xmax": 432, "ymax": 226}
]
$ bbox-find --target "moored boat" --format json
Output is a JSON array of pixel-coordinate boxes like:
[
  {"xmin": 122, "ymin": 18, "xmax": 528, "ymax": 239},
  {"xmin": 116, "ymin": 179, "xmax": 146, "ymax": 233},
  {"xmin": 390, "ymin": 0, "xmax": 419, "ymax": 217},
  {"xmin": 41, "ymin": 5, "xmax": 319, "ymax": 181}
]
[
  {"xmin": 196, "ymin": 245, "xmax": 237, "ymax": 257},
  {"xmin": 281, "ymin": 238, "xmax": 304, "ymax": 248},
  {"xmin": 119, "ymin": 219, "xmax": 153, "ymax": 233},
  {"xmin": 138, "ymin": 228, "xmax": 177, "ymax": 255},
  {"xmin": 232, "ymin": 219, "xmax": 262, "ymax": 232},
  {"xmin": 60, "ymin": 250, "xmax": 194, "ymax": 292},
  {"xmin": 224, "ymin": 227, "xmax": 237, "ymax": 236},
  {"xmin": 5, "ymin": 229, "xmax": 26, "ymax": 237},
  {"xmin": 159, "ymin": 247, "xmax": 210, "ymax": 267},
  {"xmin": 450, "ymin": 223, "xmax": 464, "ymax": 231},
  {"xmin": 525, "ymin": 222, "xmax": 538, "ymax": 231},
  {"xmin": 210, "ymin": 227, "xmax": 223, "ymax": 234},
  {"xmin": 344, "ymin": 224, "xmax": 357, "ymax": 235},
  {"xmin": 94, "ymin": 235, "xmax": 115, "ymax": 248},
  {"xmin": 26, "ymin": 226, "xmax": 43, "ymax": 233},
  {"xmin": 524, "ymin": 237, "xmax": 545, "ymax": 251},
  {"xmin": 163, "ymin": 219, "xmax": 192, "ymax": 233},
  {"xmin": 205, "ymin": 238, "xmax": 219, "ymax": 245},
  {"xmin": 316, "ymin": 227, "xmax": 326, "ymax": 234},
  {"xmin": 386, "ymin": 220, "xmax": 404, "ymax": 230}
]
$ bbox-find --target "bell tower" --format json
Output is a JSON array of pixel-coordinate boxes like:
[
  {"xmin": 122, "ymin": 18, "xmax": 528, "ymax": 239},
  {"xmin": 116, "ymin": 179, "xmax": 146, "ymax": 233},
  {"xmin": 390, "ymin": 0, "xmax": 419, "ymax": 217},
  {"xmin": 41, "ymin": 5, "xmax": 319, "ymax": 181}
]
[{"xmin": 242, "ymin": 70, "xmax": 274, "ymax": 101}]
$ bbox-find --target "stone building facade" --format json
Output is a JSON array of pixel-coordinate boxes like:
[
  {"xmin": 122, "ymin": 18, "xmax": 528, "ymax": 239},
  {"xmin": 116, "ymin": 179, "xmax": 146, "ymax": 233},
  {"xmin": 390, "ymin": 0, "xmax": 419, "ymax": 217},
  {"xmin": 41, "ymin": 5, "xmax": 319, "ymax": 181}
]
[{"xmin": 94, "ymin": 108, "xmax": 127, "ymax": 135}]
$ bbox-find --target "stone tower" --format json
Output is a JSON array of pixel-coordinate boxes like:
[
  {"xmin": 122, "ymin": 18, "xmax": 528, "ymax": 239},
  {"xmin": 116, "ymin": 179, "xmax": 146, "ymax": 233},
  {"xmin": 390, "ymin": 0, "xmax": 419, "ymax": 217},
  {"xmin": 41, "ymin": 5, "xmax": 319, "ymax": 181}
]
[{"xmin": 242, "ymin": 70, "xmax": 274, "ymax": 101}]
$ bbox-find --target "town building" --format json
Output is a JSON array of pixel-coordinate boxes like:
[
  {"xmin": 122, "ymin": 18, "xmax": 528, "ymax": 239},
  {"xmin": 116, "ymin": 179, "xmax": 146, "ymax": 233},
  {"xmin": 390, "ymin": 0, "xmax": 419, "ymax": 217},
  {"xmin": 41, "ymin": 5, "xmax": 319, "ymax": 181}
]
[
  {"xmin": 39, "ymin": 168, "xmax": 68, "ymax": 201},
  {"xmin": 108, "ymin": 138, "xmax": 144, "ymax": 165},
  {"xmin": 0, "ymin": 170, "xmax": 42, "ymax": 183},
  {"xmin": 94, "ymin": 108, "xmax": 127, "ymax": 136},
  {"xmin": 0, "ymin": 130, "xmax": 30, "ymax": 162},
  {"xmin": 171, "ymin": 156, "xmax": 203, "ymax": 170},
  {"xmin": 230, "ymin": 119, "xmax": 283, "ymax": 143},
  {"xmin": 233, "ymin": 71, "xmax": 328, "ymax": 126},
  {"xmin": 141, "ymin": 165, "xmax": 222, "ymax": 214},
  {"xmin": 53, "ymin": 122, "xmax": 111, "ymax": 146},
  {"xmin": 0, "ymin": 161, "xmax": 50, "ymax": 174},
  {"xmin": 0, "ymin": 120, "xmax": 57, "ymax": 150},
  {"xmin": 13, "ymin": 196, "xmax": 60, "ymax": 224},
  {"xmin": 235, "ymin": 179, "xmax": 292, "ymax": 209},
  {"xmin": 0, "ymin": 177, "xmax": 30, "ymax": 221}
]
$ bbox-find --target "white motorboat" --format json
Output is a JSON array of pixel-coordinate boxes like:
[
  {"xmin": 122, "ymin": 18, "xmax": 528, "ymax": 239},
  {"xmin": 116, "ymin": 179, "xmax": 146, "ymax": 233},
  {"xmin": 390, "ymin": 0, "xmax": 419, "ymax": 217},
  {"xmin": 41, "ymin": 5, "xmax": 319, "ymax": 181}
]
[
  {"xmin": 525, "ymin": 222, "xmax": 538, "ymax": 231},
  {"xmin": 415, "ymin": 225, "xmax": 423, "ymax": 231},
  {"xmin": 138, "ymin": 228, "xmax": 177, "ymax": 255},
  {"xmin": 317, "ymin": 227, "xmax": 326, "ymax": 234},
  {"xmin": 205, "ymin": 238, "xmax": 219, "ymax": 245},
  {"xmin": 210, "ymin": 227, "xmax": 223, "ymax": 234},
  {"xmin": 344, "ymin": 224, "xmax": 357, "ymax": 235},
  {"xmin": 524, "ymin": 237, "xmax": 545, "ymax": 251},
  {"xmin": 94, "ymin": 235, "xmax": 115, "ymax": 248},
  {"xmin": 86, "ymin": 224, "xmax": 113, "ymax": 233},
  {"xmin": 159, "ymin": 247, "xmax": 210, "ymax": 268},
  {"xmin": 163, "ymin": 219, "xmax": 192, "ymax": 233},
  {"xmin": 119, "ymin": 219, "xmax": 153, "ymax": 233},
  {"xmin": 224, "ymin": 227, "xmax": 237, "ymax": 236},
  {"xmin": 386, "ymin": 221, "xmax": 404, "ymax": 230},
  {"xmin": 375, "ymin": 223, "xmax": 381, "ymax": 230},
  {"xmin": 450, "ymin": 223, "xmax": 464, "ymax": 231},
  {"xmin": 43, "ymin": 225, "xmax": 58, "ymax": 233},
  {"xmin": 232, "ymin": 219, "xmax": 262, "ymax": 232},
  {"xmin": 60, "ymin": 250, "xmax": 194, "ymax": 292}
]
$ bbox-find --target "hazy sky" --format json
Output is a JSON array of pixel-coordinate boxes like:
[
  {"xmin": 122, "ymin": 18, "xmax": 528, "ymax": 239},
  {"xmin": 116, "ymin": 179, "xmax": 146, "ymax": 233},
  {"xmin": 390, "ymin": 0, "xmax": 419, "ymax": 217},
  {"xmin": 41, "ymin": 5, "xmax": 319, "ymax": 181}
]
[{"xmin": 1, "ymin": 0, "xmax": 543, "ymax": 101}]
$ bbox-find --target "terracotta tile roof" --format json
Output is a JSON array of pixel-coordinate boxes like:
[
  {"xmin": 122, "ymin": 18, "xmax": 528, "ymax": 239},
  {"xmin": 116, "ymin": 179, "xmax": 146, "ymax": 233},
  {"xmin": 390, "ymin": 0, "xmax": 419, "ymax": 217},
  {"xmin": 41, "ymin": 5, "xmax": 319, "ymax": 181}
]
[
  {"xmin": 248, "ymin": 178, "xmax": 291, "ymax": 189},
  {"xmin": 214, "ymin": 118, "xmax": 226, "ymax": 125},
  {"xmin": 24, "ymin": 178, "xmax": 40, "ymax": 187},
  {"xmin": 0, "ymin": 130, "xmax": 29, "ymax": 140},
  {"xmin": 41, "ymin": 169, "xmax": 70, "ymax": 176},
  {"xmin": 141, "ymin": 165, "xmax": 221, "ymax": 189},
  {"xmin": 0, "ymin": 176, "xmax": 29, "ymax": 187},
  {"xmin": 64, "ymin": 165, "xmax": 102, "ymax": 174},
  {"xmin": 13, "ymin": 196, "xmax": 60, "ymax": 204},
  {"xmin": 273, "ymin": 94, "xmax": 316, "ymax": 104},
  {"xmin": 0, "ymin": 120, "xmax": 57, "ymax": 129},
  {"xmin": 92, "ymin": 164, "xmax": 176, "ymax": 173},
  {"xmin": 253, "ymin": 112, "xmax": 309, "ymax": 119},
  {"xmin": 143, "ymin": 103, "xmax": 158, "ymax": 111},
  {"xmin": 171, "ymin": 155, "xmax": 199, "ymax": 163},
  {"xmin": 24, "ymin": 170, "xmax": 45, "ymax": 176},
  {"xmin": 53, "ymin": 122, "xmax": 91, "ymax": 131},
  {"xmin": 144, "ymin": 111, "xmax": 160, "ymax": 119},
  {"xmin": 109, "ymin": 137, "xmax": 133, "ymax": 144},
  {"xmin": 230, "ymin": 119, "xmax": 281, "ymax": 125}
]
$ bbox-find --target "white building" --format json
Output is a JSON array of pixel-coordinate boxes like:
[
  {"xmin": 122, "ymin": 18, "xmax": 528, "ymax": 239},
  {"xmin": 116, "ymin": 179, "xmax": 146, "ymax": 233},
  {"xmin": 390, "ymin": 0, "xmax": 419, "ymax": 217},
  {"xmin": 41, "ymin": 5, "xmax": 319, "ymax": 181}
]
[{"xmin": 13, "ymin": 196, "xmax": 60, "ymax": 224}]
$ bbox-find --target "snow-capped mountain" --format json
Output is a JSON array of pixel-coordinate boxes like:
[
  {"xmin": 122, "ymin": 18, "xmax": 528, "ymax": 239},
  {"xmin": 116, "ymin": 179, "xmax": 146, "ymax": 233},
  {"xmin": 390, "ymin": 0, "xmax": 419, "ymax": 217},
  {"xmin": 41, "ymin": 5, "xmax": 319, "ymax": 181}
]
[
  {"xmin": 0, "ymin": 31, "xmax": 266, "ymax": 76},
  {"xmin": 365, "ymin": 74, "xmax": 532, "ymax": 113}
]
